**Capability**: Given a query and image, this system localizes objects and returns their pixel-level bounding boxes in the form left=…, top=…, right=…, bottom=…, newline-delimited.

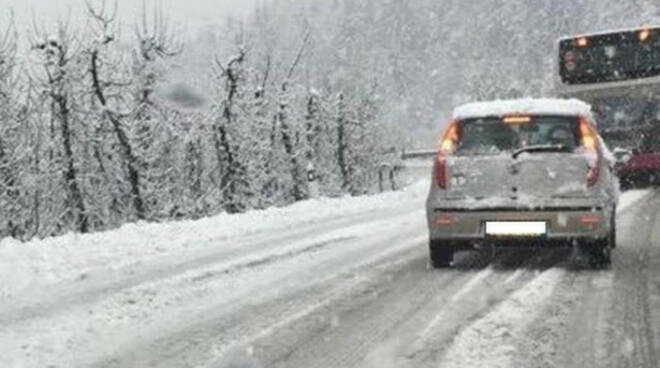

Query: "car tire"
left=619, top=176, right=631, bottom=191
left=586, top=218, right=614, bottom=268
left=429, top=240, right=454, bottom=268
left=587, top=242, right=612, bottom=268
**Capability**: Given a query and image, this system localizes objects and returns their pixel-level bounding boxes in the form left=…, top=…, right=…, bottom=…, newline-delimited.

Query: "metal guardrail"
left=376, top=148, right=435, bottom=192
left=401, top=149, right=436, bottom=160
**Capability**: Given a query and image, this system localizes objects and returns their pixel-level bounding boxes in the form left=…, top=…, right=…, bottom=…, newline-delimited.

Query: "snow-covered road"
left=1, top=180, right=659, bottom=368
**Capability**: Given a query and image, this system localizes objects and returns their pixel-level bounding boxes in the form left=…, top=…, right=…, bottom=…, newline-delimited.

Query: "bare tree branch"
left=286, top=27, right=312, bottom=82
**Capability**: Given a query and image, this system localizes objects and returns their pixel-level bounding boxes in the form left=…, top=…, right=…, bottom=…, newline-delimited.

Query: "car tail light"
left=586, top=164, right=600, bottom=186
left=574, top=36, right=590, bottom=48
left=577, top=117, right=600, bottom=186
left=580, top=214, right=602, bottom=225
left=503, top=115, right=532, bottom=125
left=638, top=27, right=651, bottom=42
left=433, top=156, right=448, bottom=189
left=434, top=120, right=459, bottom=189
left=436, top=215, right=454, bottom=226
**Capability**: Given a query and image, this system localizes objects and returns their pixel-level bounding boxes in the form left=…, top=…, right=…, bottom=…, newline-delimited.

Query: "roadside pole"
left=307, top=162, right=320, bottom=199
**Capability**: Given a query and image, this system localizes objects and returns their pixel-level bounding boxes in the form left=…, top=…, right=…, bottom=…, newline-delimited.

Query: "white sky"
left=3, top=0, right=259, bottom=37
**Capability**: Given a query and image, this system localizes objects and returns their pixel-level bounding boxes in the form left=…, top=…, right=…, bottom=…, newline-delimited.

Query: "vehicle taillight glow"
left=503, top=115, right=531, bottom=125
left=577, top=117, right=600, bottom=186
left=434, top=156, right=448, bottom=189
left=440, top=121, right=459, bottom=154
left=578, top=118, right=597, bottom=152
left=580, top=214, right=602, bottom=225
left=638, top=27, right=651, bottom=42
left=434, top=120, right=460, bottom=189
left=575, top=37, right=589, bottom=47
left=436, top=215, right=454, bottom=226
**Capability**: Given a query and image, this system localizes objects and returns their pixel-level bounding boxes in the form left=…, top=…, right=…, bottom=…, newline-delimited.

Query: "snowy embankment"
left=617, top=188, right=653, bottom=213
left=0, top=180, right=429, bottom=298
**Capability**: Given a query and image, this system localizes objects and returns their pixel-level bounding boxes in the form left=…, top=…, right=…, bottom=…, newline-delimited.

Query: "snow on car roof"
left=557, top=25, right=660, bottom=42
left=453, top=98, right=593, bottom=120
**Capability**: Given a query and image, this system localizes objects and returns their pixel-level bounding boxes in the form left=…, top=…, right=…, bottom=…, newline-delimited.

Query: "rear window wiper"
left=512, top=144, right=570, bottom=159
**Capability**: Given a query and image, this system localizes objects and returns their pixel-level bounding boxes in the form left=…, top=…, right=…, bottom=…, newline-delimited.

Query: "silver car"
left=426, top=99, right=618, bottom=268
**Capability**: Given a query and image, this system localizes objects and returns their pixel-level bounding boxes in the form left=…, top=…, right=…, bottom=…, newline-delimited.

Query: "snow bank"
left=617, top=188, right=653, bottom=213
left=453, top=98, right=592, bottom=120
left=0, top=181, right=429, bottom=296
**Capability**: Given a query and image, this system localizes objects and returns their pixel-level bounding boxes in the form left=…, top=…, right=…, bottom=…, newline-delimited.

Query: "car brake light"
left=440, top=121, right=459, bottom=154
left=578, top=118, right=597, bottom=152
left=434, top=120, right=459, bottom=189
left=580, top=214, right=602, bottom=225
left=577, top=117, right=600, bottom=186
left=638, top=27, right=651, bottom=42
left=436, top=215, right=454, bottom=226
left=575, top=36, right=589, bottom=48
left=503, top=115, right=531, bottom=125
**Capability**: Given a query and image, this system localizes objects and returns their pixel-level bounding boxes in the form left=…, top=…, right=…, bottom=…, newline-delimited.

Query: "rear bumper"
left=427, top=206, right=614, bottom=242
left=431, top=237, right=603, bottom=250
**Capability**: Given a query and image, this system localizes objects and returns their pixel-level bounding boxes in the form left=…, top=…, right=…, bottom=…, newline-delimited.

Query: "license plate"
left=485, top=221, right=547, bottom=236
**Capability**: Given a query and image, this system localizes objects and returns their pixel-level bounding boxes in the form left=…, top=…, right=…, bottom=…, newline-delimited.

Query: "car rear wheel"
left=429, top=240, right=454, bottom=268
left=585, top=215, right=615, bottom=268
left=587, top=241, right=612, bottom=268
left=619, top=176, right=633, bottom=191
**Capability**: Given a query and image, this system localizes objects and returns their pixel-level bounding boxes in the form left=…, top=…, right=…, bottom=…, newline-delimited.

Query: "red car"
left=617, top=132, right=660, bottom=189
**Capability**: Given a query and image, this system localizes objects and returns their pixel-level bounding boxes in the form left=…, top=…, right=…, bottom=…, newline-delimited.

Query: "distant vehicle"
left=556, top=26, right=660, bottom=189
left=426, top=99, right=618, bottom=268
left=617, top=128, right=660, bottom=188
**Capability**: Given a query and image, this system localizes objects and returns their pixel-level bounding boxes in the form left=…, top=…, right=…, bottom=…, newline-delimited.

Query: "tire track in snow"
left=261, top=264, right=478, bottom=368
left=507, top=190, right=660, bottom=368
left=186, top=210, right=424, bottom=284
left=438, top=268, right=567, bottom=368
left=398, top=264, right=555, bottom=368
left=248, top=252, right=564, bottom=368
left=417, top=267, right=497, bottom=339
left=518, top=271, right=600, bottom=368
left=609, top=195, right=659, bottom=368
left=210, top=235, right=431, bottom=362
left=81, top=223, right=429, bottom=368
left=649, top=211, right=660, bottom=368
left=0, top=206, right=421, bottom=326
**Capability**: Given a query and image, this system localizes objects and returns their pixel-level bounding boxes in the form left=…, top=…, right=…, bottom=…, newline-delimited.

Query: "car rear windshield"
left=455, top=116, right=580, bottom=156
